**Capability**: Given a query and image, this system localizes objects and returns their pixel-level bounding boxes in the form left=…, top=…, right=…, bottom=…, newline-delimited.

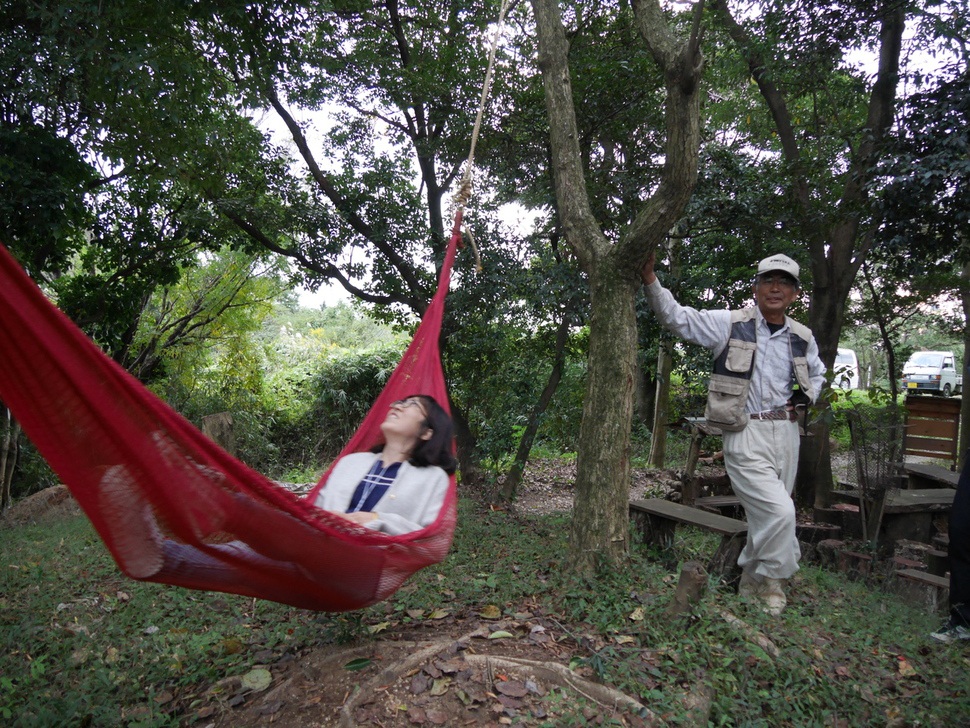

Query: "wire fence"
left=845, top=402, right=907, bottom=543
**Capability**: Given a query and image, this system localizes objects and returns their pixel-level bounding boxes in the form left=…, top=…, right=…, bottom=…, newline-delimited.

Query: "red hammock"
left=0, top=215, right=461, bottom=611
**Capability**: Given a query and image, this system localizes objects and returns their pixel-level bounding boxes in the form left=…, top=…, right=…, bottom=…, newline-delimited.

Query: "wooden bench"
left=695, top=495, right=743, bottom=517
left=903, top=462, right=959, bottom=490
left=832, top=488, right=955, bottom=544
left=671, top=418, right=725, bottom=505
left=630, top=498, right=747, bottom=575
left=893, top=568, right=950, bottom=613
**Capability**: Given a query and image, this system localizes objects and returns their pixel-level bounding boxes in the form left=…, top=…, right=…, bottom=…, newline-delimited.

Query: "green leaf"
left=343, top=657, right=372, bottom=671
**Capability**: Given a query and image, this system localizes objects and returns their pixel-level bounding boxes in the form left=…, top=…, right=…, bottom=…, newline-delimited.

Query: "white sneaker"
left=930, top=618, right=970, bottom=643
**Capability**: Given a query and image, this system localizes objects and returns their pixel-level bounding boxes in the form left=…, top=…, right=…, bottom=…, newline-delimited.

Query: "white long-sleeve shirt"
left=644, top=278, right=826, bottom=413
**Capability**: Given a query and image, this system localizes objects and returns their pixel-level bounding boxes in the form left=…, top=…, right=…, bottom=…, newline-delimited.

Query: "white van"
left=901, top=350, right=963, bottom=397
left=834, top=348, right=860, bottom=390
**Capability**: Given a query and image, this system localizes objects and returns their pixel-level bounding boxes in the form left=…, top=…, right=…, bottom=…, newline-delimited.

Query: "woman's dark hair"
left=408, top=394, right=457, bottom=474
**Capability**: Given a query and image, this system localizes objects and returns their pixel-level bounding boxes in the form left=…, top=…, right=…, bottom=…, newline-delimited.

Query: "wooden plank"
left=905, top=396, right=961, bottom=416
left=695, top=495, right=741, bottom=509
left=895, top=568, right=950, bottom=589
left=906, top=445, right=957, bottom=461
left=903, top=463, right=959, bottom=487
left=907, top=420, right=959, bottom=438
left=695, top=495, right=744, bottom=517
left=629, top=498, right=747, bottom=536
left=833, top=488, right=954, bottom=514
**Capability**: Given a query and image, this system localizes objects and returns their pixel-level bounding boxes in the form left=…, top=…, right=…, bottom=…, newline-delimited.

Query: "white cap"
left=756, top=254, right=800, bottom=285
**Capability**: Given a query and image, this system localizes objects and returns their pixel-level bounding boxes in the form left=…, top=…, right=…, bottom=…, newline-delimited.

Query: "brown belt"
left=750, top=409, right=796, bottom=422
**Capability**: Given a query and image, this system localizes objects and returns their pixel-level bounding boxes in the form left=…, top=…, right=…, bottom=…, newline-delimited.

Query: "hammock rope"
left=453, top=0, right=510, bottom=272
left=0, top=6, right=510, bottom=612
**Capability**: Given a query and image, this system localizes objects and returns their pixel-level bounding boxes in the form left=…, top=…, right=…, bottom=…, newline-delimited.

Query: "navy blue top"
left=347, top=460, right=402, bottom=512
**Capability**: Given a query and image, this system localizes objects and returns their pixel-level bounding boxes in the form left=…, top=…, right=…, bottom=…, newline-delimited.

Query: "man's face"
left=752, top=272, right=799, bottom=318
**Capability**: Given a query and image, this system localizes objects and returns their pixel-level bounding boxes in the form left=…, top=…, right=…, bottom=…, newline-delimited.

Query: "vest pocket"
left=705, top=374, right=750, bottom=432
left=724, top=340, right=756, bottom=373
left=792, top=357, right=812, bottom=400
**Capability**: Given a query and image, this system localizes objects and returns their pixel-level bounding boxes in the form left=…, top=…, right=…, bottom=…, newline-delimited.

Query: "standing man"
left=931, top=452, right=970, bottom=642
left=642, top=252, right=826, bottom=616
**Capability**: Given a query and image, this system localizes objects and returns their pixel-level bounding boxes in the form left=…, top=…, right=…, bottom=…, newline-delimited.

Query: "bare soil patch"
left=180, top=612, right=660, bottom=728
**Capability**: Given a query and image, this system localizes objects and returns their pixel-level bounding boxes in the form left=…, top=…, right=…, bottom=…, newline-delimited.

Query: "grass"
left=3, top=499, right=970, bottom=726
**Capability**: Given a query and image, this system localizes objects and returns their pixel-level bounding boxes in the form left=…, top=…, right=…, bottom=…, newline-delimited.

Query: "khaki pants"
left=722, top=419, right=800, bottom=580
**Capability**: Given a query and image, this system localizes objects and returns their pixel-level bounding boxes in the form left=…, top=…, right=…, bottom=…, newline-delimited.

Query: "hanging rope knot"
left=454, top=178, right=473, bottom=208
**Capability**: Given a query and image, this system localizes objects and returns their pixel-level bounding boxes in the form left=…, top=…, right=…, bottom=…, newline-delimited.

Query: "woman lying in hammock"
left=313, top=394, right=456, bottom=534
left=98, top=395, right=455, bottom=593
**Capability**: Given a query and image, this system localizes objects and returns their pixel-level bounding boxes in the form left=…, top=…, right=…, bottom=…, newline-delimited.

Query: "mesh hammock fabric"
left=0, top=215, right=462, bottom=612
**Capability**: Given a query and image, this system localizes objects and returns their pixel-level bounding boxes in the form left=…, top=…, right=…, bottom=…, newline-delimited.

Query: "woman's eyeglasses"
left=390, top=398, right=425, bottom=412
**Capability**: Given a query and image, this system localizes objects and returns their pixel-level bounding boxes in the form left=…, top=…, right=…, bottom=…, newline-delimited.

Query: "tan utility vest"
left=705, top=308, right=816, bottom=432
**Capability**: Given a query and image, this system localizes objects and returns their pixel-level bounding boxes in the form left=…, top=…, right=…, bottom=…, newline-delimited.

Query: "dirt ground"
left=1, top=460, right=711, bottom=727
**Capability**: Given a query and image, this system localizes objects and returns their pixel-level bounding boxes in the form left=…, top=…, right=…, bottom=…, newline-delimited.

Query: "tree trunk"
left=450, top=405, right=483, bottom=489
left=498, top=317, right=571, bottom=502
left=649, top=340, right=673, bottom=468
left=960, top=259, right=970, bottom=468
left=568, top=269, right=640, bottom=571
left=0, top=407, right=19, bottom=512
left=532, top=0, right=704, bottom=573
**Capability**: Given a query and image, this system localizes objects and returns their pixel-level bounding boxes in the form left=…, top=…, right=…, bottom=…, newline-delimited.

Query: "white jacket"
left=312, top=452, right=449, bottom=536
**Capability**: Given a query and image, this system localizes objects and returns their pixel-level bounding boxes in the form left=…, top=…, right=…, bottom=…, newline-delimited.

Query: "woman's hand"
left=340, top=511, right=378, bottom=525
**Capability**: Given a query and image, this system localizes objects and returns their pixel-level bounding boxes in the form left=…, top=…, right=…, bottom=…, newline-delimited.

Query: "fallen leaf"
left=858, top=685, right=879, bottom=705
left=495, top=680, right=528, bottom=698
left=410, top=673, right=431, bottom=695
left=241, top=668, right=272, bottom=692
left=430, top=677, right=451, bottom=696
left=407, top=706, right=427, bottom=723
left=615, top=635, right=637, bottom=645
left=428, top=609, right=450, bottom=620
left=368, top=621, right=390, bottom=634
left=897, top=657, right=917, bottom=677
left=628, top=607, right=645, bottom=622
left=480, top=605, right=501, bottom=619
left=488, top=630, right=514, bottom=640
left=343, top=657, right=372, bottom=672
left=219, top=637, right=245, bottom=655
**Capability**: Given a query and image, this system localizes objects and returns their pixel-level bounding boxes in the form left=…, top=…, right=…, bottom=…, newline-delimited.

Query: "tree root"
left=463, top=654, right=650, bottom=716
left=720, top=610, right=779, bottom=658
left=335, top=631, right=654, bottom=726
left=338, top=640, right=452, bottom=727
